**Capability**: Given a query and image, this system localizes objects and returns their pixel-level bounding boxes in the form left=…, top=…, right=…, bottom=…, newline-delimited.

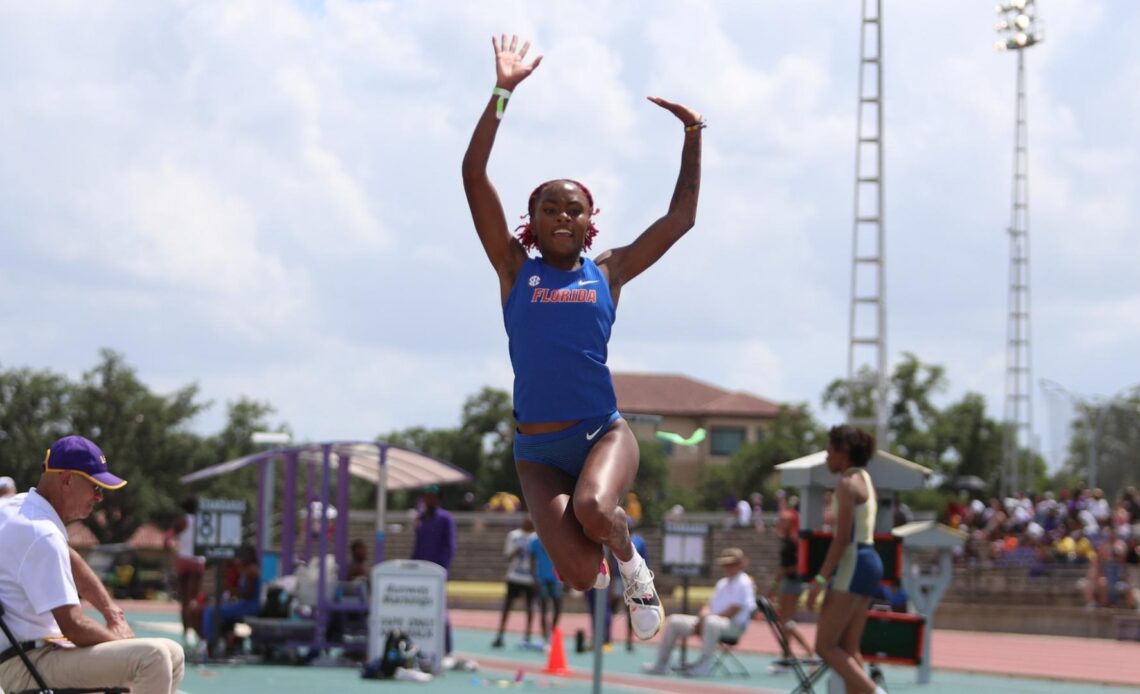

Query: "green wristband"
left=814, top=574, right=828, bottom=587
left=492, top=87, right=511, bottom=120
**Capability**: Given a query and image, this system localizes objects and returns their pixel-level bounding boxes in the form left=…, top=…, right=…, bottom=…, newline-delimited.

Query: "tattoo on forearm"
left=669, top=135, right=702, bottom=212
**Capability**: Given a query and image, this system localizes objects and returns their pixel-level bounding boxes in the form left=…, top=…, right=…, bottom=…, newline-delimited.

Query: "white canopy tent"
left=180, top=440, right=472, bottom=489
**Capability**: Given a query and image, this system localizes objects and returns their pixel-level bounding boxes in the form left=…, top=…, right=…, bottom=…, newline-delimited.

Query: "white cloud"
left=1, top=0, right=1138, bottom=450
left=196, top=333, right=514, bottom=437
left=525, top=36, right=638, bottom=150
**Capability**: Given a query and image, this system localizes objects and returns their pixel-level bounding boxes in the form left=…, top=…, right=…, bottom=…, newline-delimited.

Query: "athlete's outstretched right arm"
left=462, top=34, right=542, bottom=300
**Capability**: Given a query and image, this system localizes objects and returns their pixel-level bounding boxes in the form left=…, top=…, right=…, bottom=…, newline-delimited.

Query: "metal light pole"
left=252, top=431, right=292, bottom=564
left=847, top=0, right=889, bottom=447
left=994, top=0, right=1043, bottom=496
left=1040, top=380, right=1140, bottom=491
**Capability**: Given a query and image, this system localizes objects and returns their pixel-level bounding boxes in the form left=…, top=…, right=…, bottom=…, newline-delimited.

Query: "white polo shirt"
left=0, top=489, right=79, bottom=649
left=503, top=528, right=535, bottom=585
left=707, top=571, right=756, bottom=629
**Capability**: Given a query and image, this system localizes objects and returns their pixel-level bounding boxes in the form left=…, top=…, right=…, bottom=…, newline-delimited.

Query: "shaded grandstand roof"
left=613, top=372, right=780, bottom=418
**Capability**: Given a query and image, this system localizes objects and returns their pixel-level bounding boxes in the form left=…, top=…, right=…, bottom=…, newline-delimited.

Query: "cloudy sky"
left=1, top=1, right=1136, bottom=469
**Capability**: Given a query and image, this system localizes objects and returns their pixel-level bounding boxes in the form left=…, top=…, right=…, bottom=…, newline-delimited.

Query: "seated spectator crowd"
left=945, top=486, right=1140, bottom=610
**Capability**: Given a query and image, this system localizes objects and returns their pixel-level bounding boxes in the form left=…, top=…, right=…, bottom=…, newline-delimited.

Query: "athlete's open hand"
left=807, top=580, right=824, bottom=610
left=647, top=96, right=703, bottom=128
left=494, top=34, right=542, bottom=91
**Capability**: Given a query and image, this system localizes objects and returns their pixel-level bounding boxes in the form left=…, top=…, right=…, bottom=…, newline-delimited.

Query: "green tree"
left=206, top=398, right=279, bottom=464
left=931, top=392, right=1003, bottom=486
left=375, top=387, right=517, bottom=510
left=0, top=364, right=72, bottom=489
left=698, top=404, right=826, bottom=510
left=189, top=398, right=282, bottom=517
left=823, top=353, right=947, bottom=464
left=68, top=350, right=209, bottom=543
left=1, top=351, right=295, bottom=541
left=631, top=437, right=670, bottom=523
left=822, top=355, right=1049, bottom=494
left=380, top=425, right=483, bottom=510
left=822, top=366, right=877, bottom=422
left=1064, top=390, right=1140, bottom=497
left=459, top=387, right=518, bottom=502
left=886, top=354, right=946, bottom=466
left=696, top=463, right=735, bottom=514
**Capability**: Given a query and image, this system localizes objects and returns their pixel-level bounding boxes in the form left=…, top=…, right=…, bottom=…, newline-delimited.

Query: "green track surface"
left=117, top=612, right=1137, bottom=694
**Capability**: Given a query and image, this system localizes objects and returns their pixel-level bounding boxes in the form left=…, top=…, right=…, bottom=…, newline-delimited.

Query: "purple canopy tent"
left=179, top=440, right=471, bottom=654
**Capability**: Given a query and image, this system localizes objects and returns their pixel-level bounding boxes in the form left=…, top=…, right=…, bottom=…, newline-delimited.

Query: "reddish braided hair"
left=515, top=179, right=600, bottom=252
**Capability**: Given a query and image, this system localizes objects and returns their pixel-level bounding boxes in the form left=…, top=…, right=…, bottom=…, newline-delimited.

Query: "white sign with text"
left=368, top=560, right=447, bottom=673
left=194, top=498, right=247, bottom=560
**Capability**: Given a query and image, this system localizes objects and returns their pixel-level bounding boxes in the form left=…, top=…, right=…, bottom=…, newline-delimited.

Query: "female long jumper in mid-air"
left=461, top=34, right=704, bottom=641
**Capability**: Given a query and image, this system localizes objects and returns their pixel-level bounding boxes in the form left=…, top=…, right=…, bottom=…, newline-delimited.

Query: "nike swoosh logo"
left=585, top=424, right=605, bottom=440
left=578, top=279, right=599, bottom=286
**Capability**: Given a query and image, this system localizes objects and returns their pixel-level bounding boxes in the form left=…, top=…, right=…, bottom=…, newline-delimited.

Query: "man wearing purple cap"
left=0, top=435, right=184, bottom=694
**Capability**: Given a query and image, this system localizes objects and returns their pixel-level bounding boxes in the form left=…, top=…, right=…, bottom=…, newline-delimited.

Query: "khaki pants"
left=647, top=613, right=745, bottom=670
left=0, top=638, right=184, bottom=694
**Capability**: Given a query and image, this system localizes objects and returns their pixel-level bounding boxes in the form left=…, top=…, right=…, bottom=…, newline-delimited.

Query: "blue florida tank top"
left=503, top=256, right=617, bottom=423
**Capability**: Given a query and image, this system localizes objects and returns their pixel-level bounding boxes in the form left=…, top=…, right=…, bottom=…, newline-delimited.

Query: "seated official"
left=346, top=539, right=370, bottom=583
left=0, top=435, right=184, bottom=694
left=642, top=547, right=756, bottom=677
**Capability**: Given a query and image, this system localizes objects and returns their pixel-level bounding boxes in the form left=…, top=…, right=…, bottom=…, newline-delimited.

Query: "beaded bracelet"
left=684, top=118, right=707, bottom=133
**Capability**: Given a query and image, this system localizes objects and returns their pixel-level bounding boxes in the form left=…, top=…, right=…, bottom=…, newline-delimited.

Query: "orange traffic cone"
left=544, top=626, right=572, bottom=676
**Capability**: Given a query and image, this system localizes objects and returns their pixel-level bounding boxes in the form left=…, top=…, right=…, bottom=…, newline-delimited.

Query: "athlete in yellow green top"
left=807, top=425, right=886, bottom=694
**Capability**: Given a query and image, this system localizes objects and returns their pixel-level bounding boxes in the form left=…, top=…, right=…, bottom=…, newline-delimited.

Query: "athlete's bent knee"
left=572, top=492, right=612, bottom=541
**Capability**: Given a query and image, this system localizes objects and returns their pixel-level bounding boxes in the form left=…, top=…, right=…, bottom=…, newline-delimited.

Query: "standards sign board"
left=368, top=560, right=448, bottom=673
left=194, top=498, right=247, bottom=560
left=662, top=521, right=711, bottom=577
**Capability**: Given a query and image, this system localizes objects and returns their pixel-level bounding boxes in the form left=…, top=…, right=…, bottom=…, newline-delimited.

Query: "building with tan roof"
left=613, top=372, right=781, bottom=486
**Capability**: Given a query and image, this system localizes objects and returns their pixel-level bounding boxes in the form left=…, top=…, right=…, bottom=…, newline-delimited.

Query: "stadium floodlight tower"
left=846, top=0, right=889, bottom=447
left=994, top=0, right=1044, bottom=497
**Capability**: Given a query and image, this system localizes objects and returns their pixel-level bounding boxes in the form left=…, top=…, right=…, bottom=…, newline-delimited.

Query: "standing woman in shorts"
left=807, top=425, right=886, bottom=694
left=170, top=496, right=206, bottom=645
left=771, top=507, right=814, bottom=665
left=461, top=33, right=703, bottom=640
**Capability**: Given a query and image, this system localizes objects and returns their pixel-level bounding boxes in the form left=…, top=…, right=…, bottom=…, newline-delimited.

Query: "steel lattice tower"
left=847, top=0, right=889, bottom=446
left=995, top=1, right=1043, bottom=496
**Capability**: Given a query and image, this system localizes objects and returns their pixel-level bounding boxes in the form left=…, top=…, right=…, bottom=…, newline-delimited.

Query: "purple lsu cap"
left=44, top=435, right=127, bottom=490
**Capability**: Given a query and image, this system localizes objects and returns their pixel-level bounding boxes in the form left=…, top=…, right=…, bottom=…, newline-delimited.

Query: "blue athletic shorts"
left=832, top=543, right=883, bottom=597
left=513, top=411, right=621, bottom=478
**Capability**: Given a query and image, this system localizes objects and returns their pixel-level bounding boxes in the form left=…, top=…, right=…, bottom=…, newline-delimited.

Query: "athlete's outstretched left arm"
left=600, top=97, right=702, bottom=291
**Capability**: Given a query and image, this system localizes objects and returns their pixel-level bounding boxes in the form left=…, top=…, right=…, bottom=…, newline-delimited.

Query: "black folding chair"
left=674, top=621, right=751, bottom=678
left=0, top=602, right=128, bottom=694
left=755, top=595, right=828, bottom=694
left=708, top=630, right=749, bottom=677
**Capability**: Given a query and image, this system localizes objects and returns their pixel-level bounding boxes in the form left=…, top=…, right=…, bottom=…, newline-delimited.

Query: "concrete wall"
left=263, top=512, right=1130, bottom=639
